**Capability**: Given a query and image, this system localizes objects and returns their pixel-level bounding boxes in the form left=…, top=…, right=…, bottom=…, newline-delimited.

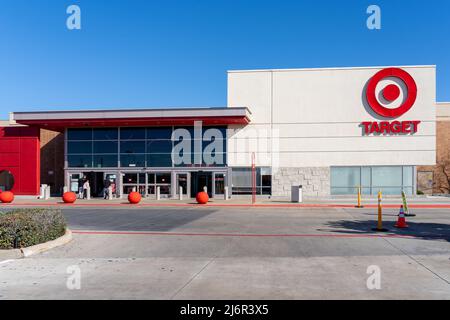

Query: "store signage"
left=363, top=68, right=420, bottom=135
left=361, top=120, right=420, bottom=135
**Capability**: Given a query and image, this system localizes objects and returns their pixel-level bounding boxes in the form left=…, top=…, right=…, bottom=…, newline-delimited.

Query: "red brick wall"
left=40, top=129, right=65, bottom=195
left=417, top=120, right=450, bottom=194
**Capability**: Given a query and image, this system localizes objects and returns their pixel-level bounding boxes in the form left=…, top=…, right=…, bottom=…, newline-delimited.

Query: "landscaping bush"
left=0, top=208, right=66, bottom=249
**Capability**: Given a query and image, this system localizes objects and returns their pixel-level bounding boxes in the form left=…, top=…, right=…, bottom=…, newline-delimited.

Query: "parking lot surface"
left=1, top=206, right=449, bottom=299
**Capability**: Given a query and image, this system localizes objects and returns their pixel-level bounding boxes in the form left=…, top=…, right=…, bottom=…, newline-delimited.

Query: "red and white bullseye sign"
left=366, top=67, right=417, bottom=118
left=362, top=68, right=420, bottom=135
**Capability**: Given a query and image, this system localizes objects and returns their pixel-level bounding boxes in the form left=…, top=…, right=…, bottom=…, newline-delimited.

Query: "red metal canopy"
left=12, top=107, right=251, bottom=132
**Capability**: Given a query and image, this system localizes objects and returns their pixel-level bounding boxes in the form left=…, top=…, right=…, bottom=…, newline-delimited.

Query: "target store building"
left=1, top=65, right=437, bottom=198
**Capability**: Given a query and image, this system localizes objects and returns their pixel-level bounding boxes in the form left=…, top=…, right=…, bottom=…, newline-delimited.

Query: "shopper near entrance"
left=82, top=179, right=90, bottom=199
left=103, top=178, right=112, bottom=199
left=78, top=176, right=85, bottom=199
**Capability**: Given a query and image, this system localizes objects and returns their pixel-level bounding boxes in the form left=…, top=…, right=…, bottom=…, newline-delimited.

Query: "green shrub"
left=417, top=190, right=425, bottom=195
left=0, top=208, right=66, bottom=249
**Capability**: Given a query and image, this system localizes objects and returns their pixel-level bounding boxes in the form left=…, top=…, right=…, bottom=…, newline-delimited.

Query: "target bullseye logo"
left=362, top=67, right=421, bottom=135
left=382, top=84, right=400, bottom=102
left=366, top=68, right=417, bottom=118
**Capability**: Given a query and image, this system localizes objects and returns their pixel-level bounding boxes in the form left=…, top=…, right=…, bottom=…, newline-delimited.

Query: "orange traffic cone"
left=395, top=205, right=408, bottom=228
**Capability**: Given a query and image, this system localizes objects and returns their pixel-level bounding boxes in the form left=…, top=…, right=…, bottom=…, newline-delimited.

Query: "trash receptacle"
left=291, top=185, right=303, bottom=203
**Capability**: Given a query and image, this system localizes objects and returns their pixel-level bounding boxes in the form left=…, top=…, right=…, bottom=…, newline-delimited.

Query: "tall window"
left=67, top=126, right=227, bottom=168
left=67, top=128, right=118, bottom=168
left=147, top=127, right=172, bottom=167
left=231, top=167, right=272, bottom=195
left=93, top=128, right=118, bottom=168
left=331, top=166, right=414, bottom=195
left=67, top=128, right=93, bottom=168
left=119, top=128, right=145, bottom=167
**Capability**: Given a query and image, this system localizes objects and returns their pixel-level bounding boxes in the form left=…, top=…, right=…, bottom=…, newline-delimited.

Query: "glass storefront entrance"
left=121, top=172, right=172, bottom=197
left=214, top=173, right=225, bottom=196
left=65, top=126, right=229, bottom=198
left=104, top=173, right=118, bottom=198
left=122, top=172, right=145, bottom=195
left=176, top=173, right=189, bottom=196
left=190, top=172, right=213, bottom=197
left=66, top=170, right=227, bottom=199
left=68, top=171, right=118, bottom=198
left=149, top=172, right=171, bottom=197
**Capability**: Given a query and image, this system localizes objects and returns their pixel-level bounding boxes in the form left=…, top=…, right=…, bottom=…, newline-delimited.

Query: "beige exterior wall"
left=228, top=65, right=437, bottom=196
left=227, top=66, right=436, bottom=168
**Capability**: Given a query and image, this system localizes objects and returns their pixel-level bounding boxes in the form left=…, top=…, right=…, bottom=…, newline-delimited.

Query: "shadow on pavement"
left=321, top=219, right=450, bottom=242
left=62, top=208, right=216, bottom=232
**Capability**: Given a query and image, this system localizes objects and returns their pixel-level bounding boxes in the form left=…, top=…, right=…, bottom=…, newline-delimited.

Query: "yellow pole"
left=356, top=186, right=363, bottom=208
left=377, top=190, right=383, bottom=230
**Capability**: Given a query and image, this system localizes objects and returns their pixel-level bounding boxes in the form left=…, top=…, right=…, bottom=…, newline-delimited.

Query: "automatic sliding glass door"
left=176, top=173, right=189, bottom=196
left=213, top=173, right=225, bottom=196
left=147, top=172, right=172, bottom=198
left=122, top=172, right=145, bottom=195
left=104, top=173, right=118, bottom=198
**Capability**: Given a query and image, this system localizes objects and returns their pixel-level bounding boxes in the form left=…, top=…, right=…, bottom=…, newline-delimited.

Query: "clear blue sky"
left=0, top=0, right=449, bottom=119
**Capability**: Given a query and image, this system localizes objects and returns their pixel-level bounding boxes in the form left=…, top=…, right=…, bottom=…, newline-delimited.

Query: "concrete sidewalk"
left=2, top=194, right=450, bottom=208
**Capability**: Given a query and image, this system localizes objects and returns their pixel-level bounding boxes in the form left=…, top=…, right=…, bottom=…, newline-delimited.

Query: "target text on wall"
left=361, top=120, right=420, bottom=135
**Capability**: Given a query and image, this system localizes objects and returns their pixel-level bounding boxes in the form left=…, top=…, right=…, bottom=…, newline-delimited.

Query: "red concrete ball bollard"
left=0, top=191, right=14, bottom=203
left=128, top=191, right=142, bottom=204
left=62, top=191, right=77, bottom=204
left=196, top=191, right=209, bottom=204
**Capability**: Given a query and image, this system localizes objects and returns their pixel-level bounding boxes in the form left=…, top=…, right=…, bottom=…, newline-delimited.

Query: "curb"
left=20, top=229, right=73, bottom=257
left=0, top=248, right=23, bottom=260
left=2, top=203, right=450, bottom=209
left=103, top=203, right=443, bottom=208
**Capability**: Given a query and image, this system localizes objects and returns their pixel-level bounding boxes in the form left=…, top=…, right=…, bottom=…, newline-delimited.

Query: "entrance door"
left=213, top=173, right=226, bottom=197
left=146, top=172, right=171, bottom=198
left=122, top=173, right=145, bottom=195
left=83, top=172, right=104, bottom=197
left=104, top=173, right=118, bottom=198
left=176, top=173, right=189, bottom=196
left=190, top=172, right=212, bottom=197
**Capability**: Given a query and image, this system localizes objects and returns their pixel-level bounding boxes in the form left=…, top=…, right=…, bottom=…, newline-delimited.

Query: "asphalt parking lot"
left=1, top=206, right=449, bottom=299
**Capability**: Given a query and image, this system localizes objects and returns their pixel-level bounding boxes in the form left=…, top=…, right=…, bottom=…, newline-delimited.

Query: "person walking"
left=78, top=176, right=85, bottom=199
left=83, top=179, right=90, bottom=200
left=103, top=178, right=111, bottom=199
